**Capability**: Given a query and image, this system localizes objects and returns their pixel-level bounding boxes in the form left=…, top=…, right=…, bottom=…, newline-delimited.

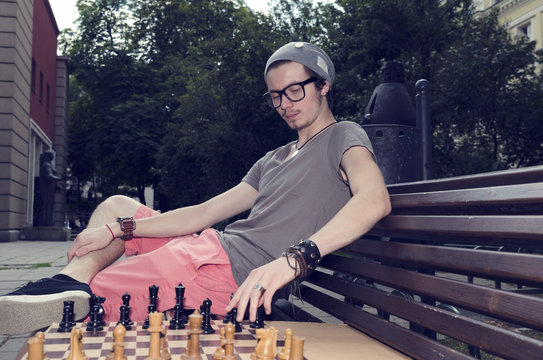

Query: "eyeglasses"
left=263, top=77, right=319, bottom=109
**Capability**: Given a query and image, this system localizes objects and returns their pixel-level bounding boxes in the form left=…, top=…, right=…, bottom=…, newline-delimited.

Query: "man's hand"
left=225, top=256, right=298, bottom=323
left=67, top=226, right=114, bottom=261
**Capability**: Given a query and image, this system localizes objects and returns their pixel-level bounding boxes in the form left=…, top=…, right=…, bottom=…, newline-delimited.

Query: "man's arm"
left=70, top=182, right=258, bottom=259
left=129, top=182, right=258, bottom=238
left=227, top=146, right=391, bottom=321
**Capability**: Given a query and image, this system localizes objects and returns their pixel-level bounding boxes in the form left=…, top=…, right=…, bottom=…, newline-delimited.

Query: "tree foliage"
left=61, top=0, right=543, bottom=212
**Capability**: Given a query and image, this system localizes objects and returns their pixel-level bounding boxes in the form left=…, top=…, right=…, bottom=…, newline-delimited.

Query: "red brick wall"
left=29, top=0, right=59, bottom=142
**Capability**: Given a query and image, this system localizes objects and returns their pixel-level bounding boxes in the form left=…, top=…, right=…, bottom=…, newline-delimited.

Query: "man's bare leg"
left=0, top=195, right=143, bottom=335
left=60, top=195, right=142, bottom=284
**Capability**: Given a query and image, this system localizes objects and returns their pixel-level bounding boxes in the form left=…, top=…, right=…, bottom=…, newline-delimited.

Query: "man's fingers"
left=248, top=285, right=265, bottom=322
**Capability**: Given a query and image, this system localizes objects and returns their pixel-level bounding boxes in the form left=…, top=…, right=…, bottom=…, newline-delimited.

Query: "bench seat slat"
left=320, top=255, right=543, bottom=331
left=389, top=182, right=543, bottom=208
left=373, top=215, right=543, bottom=241
left=306, top=271, right=543, bottom=360
left=344, top=239, right=543, bottom=286
left=299, top=285, right=475, bottom=360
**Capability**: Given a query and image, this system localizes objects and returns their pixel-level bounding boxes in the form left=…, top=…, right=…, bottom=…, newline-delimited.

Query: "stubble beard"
left=283, top=92, right=324, bottom=132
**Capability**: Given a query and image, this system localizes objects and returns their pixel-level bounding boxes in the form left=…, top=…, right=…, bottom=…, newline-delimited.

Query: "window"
left=31, top=59, right=36, bottom=93
left=517, top=22, right=533, bottom=40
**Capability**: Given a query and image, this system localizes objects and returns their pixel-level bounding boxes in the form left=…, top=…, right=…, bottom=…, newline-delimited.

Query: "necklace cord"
left=295, top=122, right=336, bottom=151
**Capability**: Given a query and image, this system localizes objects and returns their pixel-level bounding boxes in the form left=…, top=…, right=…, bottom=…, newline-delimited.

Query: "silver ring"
left=253, top=284, right=264, bottom=292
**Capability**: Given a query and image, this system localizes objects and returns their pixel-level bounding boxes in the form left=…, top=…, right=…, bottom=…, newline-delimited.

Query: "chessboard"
left=17, top=320, right=305, bottom=360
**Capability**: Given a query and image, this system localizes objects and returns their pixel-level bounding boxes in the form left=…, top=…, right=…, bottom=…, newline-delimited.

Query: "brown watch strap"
left=116, top=216, right=135, bottom=241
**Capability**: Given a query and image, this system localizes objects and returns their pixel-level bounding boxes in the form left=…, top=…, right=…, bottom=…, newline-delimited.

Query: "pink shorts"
left=89, top=206, right=239, bottom=321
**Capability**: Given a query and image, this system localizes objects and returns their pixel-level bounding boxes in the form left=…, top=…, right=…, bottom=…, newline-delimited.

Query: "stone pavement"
left=0, top=240, right=73, bottom=360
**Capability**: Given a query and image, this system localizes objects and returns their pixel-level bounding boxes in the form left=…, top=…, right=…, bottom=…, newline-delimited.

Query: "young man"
left=0, top=42, right=391, bottom=335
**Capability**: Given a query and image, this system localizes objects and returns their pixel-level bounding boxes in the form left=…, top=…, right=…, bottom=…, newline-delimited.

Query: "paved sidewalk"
left=0, top=240, right=73, bottom=360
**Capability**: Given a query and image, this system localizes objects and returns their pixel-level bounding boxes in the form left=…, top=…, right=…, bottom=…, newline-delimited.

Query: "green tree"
left=64, top=0, right=168, bottom=204
left=146, top=0, right=295, bottom=209
left=432, top=10, right=543, bottom=176
left=326, top=0, right=472, bottom=120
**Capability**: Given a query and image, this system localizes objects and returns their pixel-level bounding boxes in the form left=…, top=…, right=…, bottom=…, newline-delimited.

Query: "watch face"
left=118, top=217, right=135, bottom=231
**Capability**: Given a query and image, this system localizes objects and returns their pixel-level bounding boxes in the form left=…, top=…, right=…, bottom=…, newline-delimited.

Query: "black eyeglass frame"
left=263, top=77, right=319, bottom=109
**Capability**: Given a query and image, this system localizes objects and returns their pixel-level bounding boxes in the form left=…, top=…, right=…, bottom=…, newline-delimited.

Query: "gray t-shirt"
left=218, top=121, right=374, bottom=286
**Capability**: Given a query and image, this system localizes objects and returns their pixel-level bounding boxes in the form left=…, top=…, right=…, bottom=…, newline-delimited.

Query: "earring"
left=321, top=91, right=326, bottom=95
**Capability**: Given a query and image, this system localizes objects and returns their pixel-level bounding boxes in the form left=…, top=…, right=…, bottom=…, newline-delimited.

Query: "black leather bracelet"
left=283, top=239, right=321, bottom=279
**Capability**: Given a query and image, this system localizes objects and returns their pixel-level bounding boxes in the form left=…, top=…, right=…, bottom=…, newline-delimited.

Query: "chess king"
left=0, top=42, right=390, bottom=335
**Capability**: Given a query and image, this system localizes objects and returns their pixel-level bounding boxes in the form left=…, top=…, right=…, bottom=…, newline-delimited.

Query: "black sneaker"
left=0, top=274, right=92, bottom=335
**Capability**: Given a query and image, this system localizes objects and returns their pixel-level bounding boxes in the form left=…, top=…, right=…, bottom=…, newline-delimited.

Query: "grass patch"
left=30, top=263, right=52, bottom=268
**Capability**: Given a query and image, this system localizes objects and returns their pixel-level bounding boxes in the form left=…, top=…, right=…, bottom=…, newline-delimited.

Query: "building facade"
left=0, top=0, right=69, bottom=241
left=474, top=0, right=543, bottom=51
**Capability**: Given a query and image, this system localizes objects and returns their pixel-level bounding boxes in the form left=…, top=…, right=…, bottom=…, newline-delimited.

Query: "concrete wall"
left=0, top=0, right=33, bottom=242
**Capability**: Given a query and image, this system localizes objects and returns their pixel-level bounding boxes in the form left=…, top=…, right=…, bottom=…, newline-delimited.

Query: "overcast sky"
left=49, top=0, right=271, bottom=31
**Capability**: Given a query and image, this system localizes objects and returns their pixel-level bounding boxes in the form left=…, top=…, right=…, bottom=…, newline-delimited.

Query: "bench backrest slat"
left=389, top=182, right=543, bottom=209
left=372, top=215, right=543, bottom=242
left=387, top=166, right=543, bottom=194
left=345, top=239, right=543, bottom=286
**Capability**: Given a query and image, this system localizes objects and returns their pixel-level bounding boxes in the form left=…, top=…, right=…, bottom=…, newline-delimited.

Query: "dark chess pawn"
left=142, top=304, right=154, bottom=329
left=201, top=298, right=215, bottom=334
left=58, top=300, right=75, bottom=332
left=169, top=284, right=186, bottom=330
left=118, top=304, right=132, bottom=330
left=121, top=293, right=134, bottom=326
left=223, top=293, right=234, bottom=324
left=143, top=285, right=160, bottom=329
left=86, top=304, right=104, bottom=331
left=250, top=306, right=265, bottom=329
left=231, top=308, right=242, bottom=333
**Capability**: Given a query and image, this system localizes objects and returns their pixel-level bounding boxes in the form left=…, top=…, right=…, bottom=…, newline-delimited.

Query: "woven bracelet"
left=282, top=239, right=321, bottom=280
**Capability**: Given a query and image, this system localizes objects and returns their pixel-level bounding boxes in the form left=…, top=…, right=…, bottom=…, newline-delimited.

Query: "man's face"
left=265, top=61, right=326, bottom=131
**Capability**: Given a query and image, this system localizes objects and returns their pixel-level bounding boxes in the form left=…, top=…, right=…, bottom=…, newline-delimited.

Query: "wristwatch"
left=116, top=216, right=136, bottom=240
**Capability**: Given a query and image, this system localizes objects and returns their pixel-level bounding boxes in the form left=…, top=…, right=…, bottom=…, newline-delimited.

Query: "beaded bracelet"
left=282, top=239, right=321, bottom=280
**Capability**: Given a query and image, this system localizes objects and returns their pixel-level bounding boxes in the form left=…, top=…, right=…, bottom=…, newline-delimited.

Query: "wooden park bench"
left=273, top=165, right=543, bottom=360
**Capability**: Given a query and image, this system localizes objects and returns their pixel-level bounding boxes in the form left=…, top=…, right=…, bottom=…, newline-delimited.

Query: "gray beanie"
left=264, top=42, right=335, bottom=84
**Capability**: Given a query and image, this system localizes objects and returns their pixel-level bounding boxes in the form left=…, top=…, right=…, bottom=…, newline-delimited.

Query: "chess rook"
left=58, top=300, right=76, bottom=333
left=289, top=336, right=305, bottom=360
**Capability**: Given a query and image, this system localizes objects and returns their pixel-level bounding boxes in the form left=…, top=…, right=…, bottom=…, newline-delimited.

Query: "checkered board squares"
left=19, top=320, right=299, bottom=360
